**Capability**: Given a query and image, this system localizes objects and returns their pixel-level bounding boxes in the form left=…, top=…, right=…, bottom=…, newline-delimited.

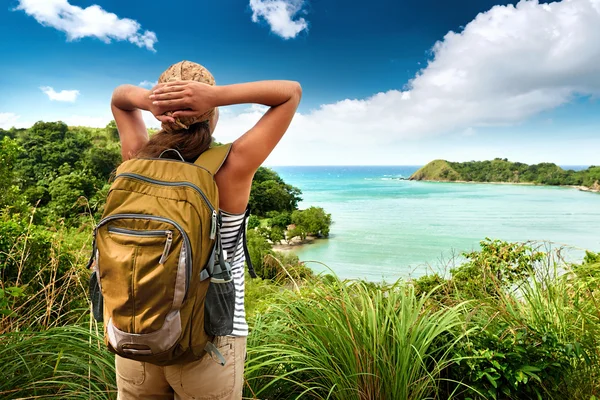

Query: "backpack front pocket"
left=95, top=215, right=192, bottom=356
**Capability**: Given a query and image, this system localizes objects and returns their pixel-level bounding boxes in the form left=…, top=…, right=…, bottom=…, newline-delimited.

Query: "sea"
left=270, top=166, right=600, bottom=281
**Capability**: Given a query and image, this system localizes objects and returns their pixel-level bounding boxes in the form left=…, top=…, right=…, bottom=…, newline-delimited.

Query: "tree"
left=84, top=146, right=121, bottom=180
left=266, top=211, right=291, bottom=229
left=291, top=207, right=332, bottom=238
left=247, top=214, right=261, bottom=230
left=14, top=122, right=92, bottom=187
left=47, top=171, right=99, bottom=220
left=105, top=120, right=120, bottom=141
left=0, top=137, right=25, bottom=210
left=246, top=230, right=274, bottom=277
left=249, top=167, right=302, bottom=216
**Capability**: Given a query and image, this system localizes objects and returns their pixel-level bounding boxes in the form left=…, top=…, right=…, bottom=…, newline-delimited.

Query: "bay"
left=271, top=166, right=600, bottom=281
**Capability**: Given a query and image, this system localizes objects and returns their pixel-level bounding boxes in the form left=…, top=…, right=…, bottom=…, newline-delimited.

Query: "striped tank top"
left=219, top=209, right=248, bottom=336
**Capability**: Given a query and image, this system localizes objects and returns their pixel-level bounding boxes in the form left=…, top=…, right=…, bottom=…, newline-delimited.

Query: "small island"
left=409, top=159, right=600, bottom=192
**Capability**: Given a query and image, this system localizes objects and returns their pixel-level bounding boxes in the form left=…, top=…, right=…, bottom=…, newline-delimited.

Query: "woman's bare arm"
left=111, top=85, right=174, bottom=160
left=151, top=80, right=302, bottom=176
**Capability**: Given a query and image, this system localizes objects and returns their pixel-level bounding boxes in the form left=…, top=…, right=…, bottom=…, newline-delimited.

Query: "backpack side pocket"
left=89, top=255, right=104, bottom=322
left=204, top=276, right=235, bottom=336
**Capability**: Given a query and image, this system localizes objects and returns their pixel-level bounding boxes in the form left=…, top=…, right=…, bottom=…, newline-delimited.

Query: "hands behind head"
left=149, top=81, right=216, bottom=122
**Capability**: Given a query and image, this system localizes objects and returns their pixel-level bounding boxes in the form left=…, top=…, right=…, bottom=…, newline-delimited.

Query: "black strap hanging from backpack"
left=241, top=208, right=257, bottom=278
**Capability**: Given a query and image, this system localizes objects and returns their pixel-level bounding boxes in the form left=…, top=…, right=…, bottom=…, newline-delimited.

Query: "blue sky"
left=1, top=0, right=599, bottom=165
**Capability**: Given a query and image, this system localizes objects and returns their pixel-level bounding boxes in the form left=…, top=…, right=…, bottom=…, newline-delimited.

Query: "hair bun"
left=158, top=61, right=215, bottom=133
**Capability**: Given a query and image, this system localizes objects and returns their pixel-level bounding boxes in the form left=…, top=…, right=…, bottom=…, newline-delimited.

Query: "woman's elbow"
left=292, top=81, right=302, bottom=98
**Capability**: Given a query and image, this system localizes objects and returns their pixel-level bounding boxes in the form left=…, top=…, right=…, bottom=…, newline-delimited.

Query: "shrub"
left=291, top=206, right=332, bottom=238
left=245, top=277, right=469, bottom=399
left=0, top=325, right=116, bottom=399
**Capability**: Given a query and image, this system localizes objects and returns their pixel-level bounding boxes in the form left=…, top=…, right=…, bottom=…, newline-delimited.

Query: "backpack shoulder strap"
left=194, top=143, right=232, bottom=175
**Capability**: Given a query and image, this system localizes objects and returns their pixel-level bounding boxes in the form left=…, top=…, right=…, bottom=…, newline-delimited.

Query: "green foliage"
left=244, top=276, right=280, bottom=318
left=105, top=120, right=120, bottom=141
left=0, top=325, right=116, bottom=399
left=266, top=210, right=292, bottom=229
left=583, top=251, right=600, bottom=265
left=246, top=229, right=275, bottom=278
left=0, top=137, right=27, bottom=212
left=410, top=159, right=462, bottom=181
left=47, top=171, right=101, bottom=220
left=0, top=214, right=54, bottom=286
left=247, top=214, right=261, bottom=230
left=450, top=239, right=545, bottom=298
left=0, top=286, right=25, bottom=317
left=290, top=206, right=332, bottom=239
left=262, top=251, right=314, bottom=283
left=411, top=158, right=600, bottom=189
left=249, top=167, right=302, bottom=216
left=245, top=278, right=468, bottom=399
left=257, top=225, right=285, bottom=244
left=14, top=122, right=91, bottom=188
left=448, top=263, right=600, bottom=400
left=3, top=121, right=122, bottom=224
left=85, top=146, right=121, bottom=180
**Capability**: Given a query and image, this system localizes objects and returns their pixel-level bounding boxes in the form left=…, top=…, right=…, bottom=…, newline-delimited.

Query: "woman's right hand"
left=150, top=81, right=217, bottom=119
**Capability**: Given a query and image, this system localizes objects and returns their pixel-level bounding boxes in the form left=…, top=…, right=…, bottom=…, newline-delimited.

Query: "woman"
left=110, top=61, right=302, bottom=399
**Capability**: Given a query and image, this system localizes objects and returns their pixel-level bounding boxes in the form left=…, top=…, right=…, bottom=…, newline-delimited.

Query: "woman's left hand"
left=149, top=81, right=216, bottom=119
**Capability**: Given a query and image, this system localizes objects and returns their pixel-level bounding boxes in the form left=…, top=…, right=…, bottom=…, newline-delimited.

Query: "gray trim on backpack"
left=158, top=149, right=185, bottom=162
left=172, top=243, right=187, bottom=310
left=106, top=310, right=182, bottom=356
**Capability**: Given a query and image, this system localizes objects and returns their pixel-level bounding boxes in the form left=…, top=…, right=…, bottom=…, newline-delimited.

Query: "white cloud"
left=16, top=0, right=157, bottom=51
left=0, top=113, right=22, bottom=129
left=40, top=86, right=80, bottom=102
left=249, top=0, right=308, bottom=39
left=220, top=0, right=600, bottom=165
left=139, top=80, right=158, bottom=88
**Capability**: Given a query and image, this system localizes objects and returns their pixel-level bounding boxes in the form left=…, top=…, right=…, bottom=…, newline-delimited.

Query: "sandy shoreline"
left=415, top=179, right=599, bottom=193
left=272, top=235, right=319, bottom=253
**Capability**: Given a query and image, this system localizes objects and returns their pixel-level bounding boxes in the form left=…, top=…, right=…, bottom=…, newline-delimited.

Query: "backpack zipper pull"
left=210, top=210, right=217, bottom=240
left=159, top=231, right=173, bottom=264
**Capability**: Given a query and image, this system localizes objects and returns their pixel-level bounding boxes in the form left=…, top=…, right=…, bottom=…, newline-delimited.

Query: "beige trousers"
left=116, top=336, right=246, bottom=400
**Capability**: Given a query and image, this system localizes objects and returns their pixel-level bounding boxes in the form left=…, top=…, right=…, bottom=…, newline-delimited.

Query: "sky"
left=0, top=0, right=599, bottom=166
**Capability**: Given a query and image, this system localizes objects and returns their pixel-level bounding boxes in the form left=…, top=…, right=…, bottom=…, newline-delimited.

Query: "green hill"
left=408, top=160, right=461, bottom=181
left=409, top=158, right=600, bottom=191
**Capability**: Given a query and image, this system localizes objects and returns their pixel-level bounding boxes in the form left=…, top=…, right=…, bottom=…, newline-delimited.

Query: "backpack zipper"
left=107, top=227, right=174, bottom=265
left=115, top=173, right=217, bottom=238
left=98, top=214, right=192, bottom=297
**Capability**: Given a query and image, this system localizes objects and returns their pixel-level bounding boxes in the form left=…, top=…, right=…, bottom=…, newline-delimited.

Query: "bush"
left=247, top=214, right=260, bottom=230
left=0, top=325, right=116, bottom=399
left=261, top=251, right=314, bottom=283
left=450, top=239, right=545, bottom=299
left=246, top=229, right=274, bottom=279
left=245, top=277, right=468, bottom=399
left=448, top=264, right=600, bottom=399
left=249, top=167, right=302, bottom=216
left=289, top=206, right=332, bottom=240
left=266, top=210, right=291, bottom=229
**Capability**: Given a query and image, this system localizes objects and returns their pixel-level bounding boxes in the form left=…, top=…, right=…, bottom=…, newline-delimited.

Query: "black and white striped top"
left=220, top=210, right=248, bottom=337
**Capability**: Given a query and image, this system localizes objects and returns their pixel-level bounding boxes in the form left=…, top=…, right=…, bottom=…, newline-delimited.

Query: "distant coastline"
left=409, top=159, right=600, bottom=193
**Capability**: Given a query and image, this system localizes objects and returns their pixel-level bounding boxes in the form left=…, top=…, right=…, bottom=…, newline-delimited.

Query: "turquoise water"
left=271, top=166, right=600, bottom=281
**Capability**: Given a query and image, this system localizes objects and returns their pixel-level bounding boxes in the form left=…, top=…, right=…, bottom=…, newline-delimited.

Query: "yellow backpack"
left=88, top=144, right=251, bottom=366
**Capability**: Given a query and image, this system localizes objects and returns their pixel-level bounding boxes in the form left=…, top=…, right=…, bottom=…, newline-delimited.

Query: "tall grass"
left=0, top=325, right=116, bottom=399
left=244, top=276, right=470, bottom=399
left=2, top=212, right=599, bottom=400
left=446, top=250, right=600, bottom=399
left=0, top=210, right=113, bottom=399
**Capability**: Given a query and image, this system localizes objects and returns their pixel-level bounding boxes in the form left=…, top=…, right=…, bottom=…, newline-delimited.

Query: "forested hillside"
left=410, top=158, right=600, bottom=189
